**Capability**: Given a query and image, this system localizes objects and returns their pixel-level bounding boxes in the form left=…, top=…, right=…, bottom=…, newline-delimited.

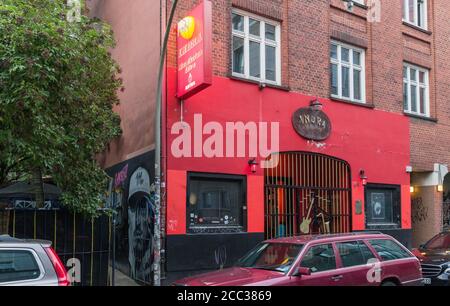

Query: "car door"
left=334, top=240, right=379, bottom=286
left=292, top=243, right=343, bottom=286
left=0, top=248, right=46, bottom=286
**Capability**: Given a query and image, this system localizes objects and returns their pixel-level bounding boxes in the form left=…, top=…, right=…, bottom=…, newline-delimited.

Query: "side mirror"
left=419, top=244, right=426, bottom=250
left=293, top=266, right=311, bottom=277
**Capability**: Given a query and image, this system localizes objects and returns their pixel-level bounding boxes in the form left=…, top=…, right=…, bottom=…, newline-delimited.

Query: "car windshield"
left=237, top=243, right=303, bottom=274
left=424, top=232, right=450, bottom=250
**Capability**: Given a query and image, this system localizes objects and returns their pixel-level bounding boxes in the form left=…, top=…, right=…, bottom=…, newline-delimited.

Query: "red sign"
left=177, top=0, right=212, bottom=100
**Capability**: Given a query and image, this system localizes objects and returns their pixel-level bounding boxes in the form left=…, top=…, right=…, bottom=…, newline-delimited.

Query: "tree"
left=0, top=0, right=122, bottom=215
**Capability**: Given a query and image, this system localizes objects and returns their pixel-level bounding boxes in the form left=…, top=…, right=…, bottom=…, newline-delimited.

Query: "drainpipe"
left=154, top=0, right=179, bottom=287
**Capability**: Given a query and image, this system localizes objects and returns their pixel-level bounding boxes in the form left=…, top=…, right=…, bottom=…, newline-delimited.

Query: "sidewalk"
left=112, top=268, right=140, bottom=286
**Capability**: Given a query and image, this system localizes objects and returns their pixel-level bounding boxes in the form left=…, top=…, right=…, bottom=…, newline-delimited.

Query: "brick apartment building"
left=89, top=0, right=450, bottom=285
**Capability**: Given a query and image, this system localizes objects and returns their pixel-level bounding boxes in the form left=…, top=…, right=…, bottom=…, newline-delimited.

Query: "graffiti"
left=214, top=245, right=227, bottom=270
left=412, top=197, right=428, bottom=224
left=114, top=164, right=129, bottom=189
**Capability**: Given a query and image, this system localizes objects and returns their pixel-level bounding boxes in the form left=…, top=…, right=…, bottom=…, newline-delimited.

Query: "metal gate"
left=264, top=152, right=352, bottom=239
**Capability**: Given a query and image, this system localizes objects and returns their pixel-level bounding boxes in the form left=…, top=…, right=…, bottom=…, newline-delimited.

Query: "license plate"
left=423, top=278, right=432, bottom=285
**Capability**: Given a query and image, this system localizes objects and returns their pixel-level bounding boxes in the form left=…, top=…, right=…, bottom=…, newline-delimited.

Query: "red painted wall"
left=165, top=68, right=411, bottom=235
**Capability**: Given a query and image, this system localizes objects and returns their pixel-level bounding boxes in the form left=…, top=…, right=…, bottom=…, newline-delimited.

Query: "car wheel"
left=381, top=281, right=397, bottom=286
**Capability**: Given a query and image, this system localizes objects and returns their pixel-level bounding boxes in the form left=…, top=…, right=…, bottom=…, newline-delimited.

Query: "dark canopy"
left=0, top=182, right=61, bottom=200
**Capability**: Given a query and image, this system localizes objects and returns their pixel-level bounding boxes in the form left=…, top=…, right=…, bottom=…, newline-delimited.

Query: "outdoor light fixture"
left=437, top=185, right=444, bottom=192
left=248, top=159, right=258, bottom=173
left=359, top=169, right=368, bottom=186
left=310, top=98, right=323, bottom=111
left=342, top=0, right=354, bottom=11
left=410, top=186, right=415, bottom=193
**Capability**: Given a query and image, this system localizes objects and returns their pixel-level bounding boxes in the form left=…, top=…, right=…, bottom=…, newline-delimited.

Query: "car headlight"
left=444, top=268, right=450, bottom=275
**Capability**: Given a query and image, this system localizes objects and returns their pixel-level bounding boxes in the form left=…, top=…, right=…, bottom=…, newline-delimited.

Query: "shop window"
left=330, top=41, right=366, bottom=103
left=187, top=173, right=246, bottom=233
left=402, top=0, right=427, bottom=30
left=365, top=184, right=401, bottom=229
left=403, top=63, right=429, bottom=117
left=231, top=10, right=281, bottom=85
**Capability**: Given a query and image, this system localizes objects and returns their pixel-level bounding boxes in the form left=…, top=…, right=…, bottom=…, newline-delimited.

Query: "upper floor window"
left=231, top=10, right=281, bottom=85
left=330, top=41, right=366, bottom=103
left=403, top=63, right=429, bottom=117
left=402, top=0, right=427, bottom=29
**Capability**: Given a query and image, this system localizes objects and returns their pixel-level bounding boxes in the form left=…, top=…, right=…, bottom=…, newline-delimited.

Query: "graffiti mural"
left=128, top=167, right=155, bottom=284
left=412, top=197, right=428, bottom=224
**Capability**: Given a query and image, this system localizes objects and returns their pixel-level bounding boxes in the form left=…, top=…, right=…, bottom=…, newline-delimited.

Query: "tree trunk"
left=32, top=168, right=44, bottom=209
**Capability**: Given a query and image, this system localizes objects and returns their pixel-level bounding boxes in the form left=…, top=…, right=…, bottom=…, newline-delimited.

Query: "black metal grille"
left=421, top=264, right=443, bottom=278
left=264, top=152, right=352, bottom=240
left=443, top=201, right=450, bottom=231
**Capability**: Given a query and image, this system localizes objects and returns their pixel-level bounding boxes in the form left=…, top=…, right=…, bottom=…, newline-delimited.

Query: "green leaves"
left=0, top=0, right=122, bottom=216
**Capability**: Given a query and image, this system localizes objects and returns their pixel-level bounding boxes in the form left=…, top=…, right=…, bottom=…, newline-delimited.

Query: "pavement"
left=112, top=268, right=140, bottom=286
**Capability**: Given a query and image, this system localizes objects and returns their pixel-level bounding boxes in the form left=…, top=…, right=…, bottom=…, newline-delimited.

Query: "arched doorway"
left=264, top=152, right=352, bottom=239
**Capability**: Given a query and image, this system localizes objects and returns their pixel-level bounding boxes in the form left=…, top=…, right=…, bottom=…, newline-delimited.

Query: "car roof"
left=0, top=235, right=52, bottom=247
left=265, top=232, right=392, bottom=245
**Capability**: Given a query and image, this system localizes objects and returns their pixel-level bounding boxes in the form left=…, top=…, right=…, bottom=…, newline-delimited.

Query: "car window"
left=369, top=239, right=412, bottom=261
left=0, top=249, right=41, bottom=283
left=337, top=241, right=376, bottom=267
left=425, top=233, right=450, bottom=249
left=300, top=244, right=336, bottom=273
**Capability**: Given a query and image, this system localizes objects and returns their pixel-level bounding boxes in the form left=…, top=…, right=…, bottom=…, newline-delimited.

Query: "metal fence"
left=444, top=201, right=450, bottom=231
left=0, top=208, right=111, bottom=286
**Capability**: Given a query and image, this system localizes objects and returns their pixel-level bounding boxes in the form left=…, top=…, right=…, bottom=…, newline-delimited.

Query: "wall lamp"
left=410, top=186, right=415, bottom=193
left=310, top=98, right=323, bottom=111
left=437, top=185, right=444, bottom=193
left=342, top=0, right=354, bottom=11
left=248, top=159, right=258, bottom=174
left=359, top=169, right=368, bottom=186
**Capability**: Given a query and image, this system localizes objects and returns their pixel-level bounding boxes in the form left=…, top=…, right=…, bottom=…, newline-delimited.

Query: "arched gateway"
left=264, top=152, right=352, bottom=239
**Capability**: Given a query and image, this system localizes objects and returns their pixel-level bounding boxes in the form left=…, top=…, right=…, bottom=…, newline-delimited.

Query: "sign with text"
left=177, top=0, right=212, bottom=100
left=292, top=107, right=332, bottom=141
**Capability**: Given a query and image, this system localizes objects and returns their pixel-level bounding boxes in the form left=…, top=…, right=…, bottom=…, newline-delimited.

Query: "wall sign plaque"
left=292, top=107, right=332, bottom=141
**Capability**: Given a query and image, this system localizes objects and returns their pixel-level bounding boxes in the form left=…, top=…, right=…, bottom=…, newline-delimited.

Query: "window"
left=403, top=63, right=429, bottom=117
left=402, top=0, right=427, bottom=29
left=187, top=173, right=246, bottom=233
left=365, top=184, right=401, bottom=229
left=0, top=250, right=41, bottom=283
left=232, top=10, right=281, bottom=85
left=337, top=241, right=376, bottom=268
left=330, top=42, right=365, bottom=103
left=237, top=243, right=303, bottom=274
left=369, top=239, right=413, bottom=261
left=300, top=244, right=336, bottom=273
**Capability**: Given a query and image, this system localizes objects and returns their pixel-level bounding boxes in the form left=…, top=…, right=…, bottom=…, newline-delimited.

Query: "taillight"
left=44, top=247, right=69, bottom=286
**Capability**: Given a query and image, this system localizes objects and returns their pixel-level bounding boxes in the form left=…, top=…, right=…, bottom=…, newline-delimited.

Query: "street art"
left=412, top=197, right=428, bottom=224
left=128, top=168, right=155, bottom=284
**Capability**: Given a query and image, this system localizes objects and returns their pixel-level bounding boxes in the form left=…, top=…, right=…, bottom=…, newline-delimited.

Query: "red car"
left=174, top=232, right=423, bottom=286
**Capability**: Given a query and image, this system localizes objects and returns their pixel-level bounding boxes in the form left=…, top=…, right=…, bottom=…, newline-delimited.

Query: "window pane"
left=330, top=44, right=338, bottom=60
left=249, top=18, right=260, bottom=37
left=353, top=51, right=361, bottom=66
left=403, top=82, right=409, bottom=111
left=410, top=68, right=417, bottom=81
left=342, top=66, right=350, bottom=98
left=408, top=0, right=415, bottom=23
left=265, top=24, right=276, bottom=41
left=369, top=239, right=412, bottom=261
left=341, top=48, right=350, bottom=62
left=331, top=64, right=338, bottom=95
left=353, top=69, right=361, bottom=100
left=418, top=1, right=423, bottom=27
left=411, top=84, right=417, bottom=112
left=403, top=66, right=408, bottom=79
left=419, top=71, right=425, bottom=83
left=232, top=13, right=244, bottom=32
left=359, top=241, right=377, bottom=263
left=337, top=241, right=367, bottom=267
left=420, top=87, right=426, bottom=114
left=232, top=36, right=244, bottom=74
left=265, top=45, right=276, bottom=81
left=0, top=250, right=40, bottom=283
left=300, top=244, right=336, bottom=273
left=249, top=41, right=261, bottom=78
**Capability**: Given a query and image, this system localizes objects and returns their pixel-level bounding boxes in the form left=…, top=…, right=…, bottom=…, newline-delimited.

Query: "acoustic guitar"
left=300, top=197, right=315, bottom=234
left=317, top=213, right=331, bottom=234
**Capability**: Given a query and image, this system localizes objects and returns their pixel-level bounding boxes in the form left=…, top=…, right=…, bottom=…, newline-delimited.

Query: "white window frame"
left=402, top=0, right=428, bottom=30
left=330, top=41, right=366, bottom=104
left=231, top=9, right=281, bottom=86
left=403, top=63, right=430, bottom=117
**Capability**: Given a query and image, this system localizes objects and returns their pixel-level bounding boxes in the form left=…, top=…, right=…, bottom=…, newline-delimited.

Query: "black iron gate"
left=264, top=152, right=352, bottom=239
left=444, top=201, right=450, bottom=231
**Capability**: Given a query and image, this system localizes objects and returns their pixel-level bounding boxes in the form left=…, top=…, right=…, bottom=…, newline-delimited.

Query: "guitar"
left=300, top=197, right=315, bottom=234
left=317, top=213, right=331, bottom=234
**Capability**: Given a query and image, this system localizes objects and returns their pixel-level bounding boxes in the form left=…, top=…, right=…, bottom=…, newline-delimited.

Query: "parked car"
left=0, top=235, right=69, bottom=286
left=174, top=232, right=423, bottom=286
left=412, top=231, right=450, bottom=286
